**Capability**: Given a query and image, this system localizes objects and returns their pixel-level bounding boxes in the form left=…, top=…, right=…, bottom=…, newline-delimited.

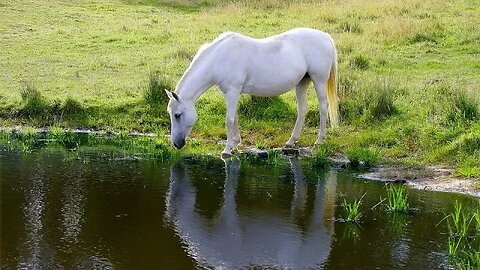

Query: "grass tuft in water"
left=441, top=201, right=480, bottom=269
left=447, top=201, right=472, bottom=238
left=341, top=193, right=366, bottom=223
left=385, top=184, right=409, bottom=212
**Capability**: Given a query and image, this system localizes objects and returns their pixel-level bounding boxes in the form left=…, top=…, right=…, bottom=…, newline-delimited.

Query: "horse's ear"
left=165, top=90, right=181, bottom=102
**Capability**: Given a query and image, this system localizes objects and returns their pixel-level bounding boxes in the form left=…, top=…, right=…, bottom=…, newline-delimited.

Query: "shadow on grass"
left=0, top=100, right=170, bottom=133
left=238, top=96, right=294, bottom=122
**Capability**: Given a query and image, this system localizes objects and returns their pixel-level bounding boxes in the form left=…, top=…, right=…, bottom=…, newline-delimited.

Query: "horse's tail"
left=326, top=35, right=339, bottom=128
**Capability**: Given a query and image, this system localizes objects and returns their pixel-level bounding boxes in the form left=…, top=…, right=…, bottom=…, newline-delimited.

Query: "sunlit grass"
left=0, top=0, right=478, bottom=171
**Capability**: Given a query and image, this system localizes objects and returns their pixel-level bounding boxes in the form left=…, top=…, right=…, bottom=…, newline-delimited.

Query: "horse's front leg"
left=222, top=92, right=241, bottom=158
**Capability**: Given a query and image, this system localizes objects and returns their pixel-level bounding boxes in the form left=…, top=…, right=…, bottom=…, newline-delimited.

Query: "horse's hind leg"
left=312, top=76, right=328, bottom=145
left=285, top=76, right=310, bottom=147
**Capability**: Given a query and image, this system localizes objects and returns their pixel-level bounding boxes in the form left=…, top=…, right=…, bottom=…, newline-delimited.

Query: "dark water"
left=1, top=147, right=477, bottom=269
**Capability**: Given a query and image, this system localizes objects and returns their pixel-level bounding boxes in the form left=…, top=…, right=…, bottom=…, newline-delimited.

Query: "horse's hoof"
left=284, top=144, right=295, bottom=149
left=221, top=151, right=232, bottom=159
left=314, top=140, right=324, bottom=147
left=282, top=147, right=299, bottom=156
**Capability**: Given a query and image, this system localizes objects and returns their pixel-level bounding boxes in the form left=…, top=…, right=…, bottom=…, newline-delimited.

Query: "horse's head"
left=166, top=90, right=197, bottom=149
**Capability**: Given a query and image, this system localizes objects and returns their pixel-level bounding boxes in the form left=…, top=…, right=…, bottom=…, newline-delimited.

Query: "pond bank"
left=1, top=126, right=479, bottom=197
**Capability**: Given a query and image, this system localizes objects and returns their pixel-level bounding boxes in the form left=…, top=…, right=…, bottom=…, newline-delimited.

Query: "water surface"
left=1, top=147, right=477, bottom=269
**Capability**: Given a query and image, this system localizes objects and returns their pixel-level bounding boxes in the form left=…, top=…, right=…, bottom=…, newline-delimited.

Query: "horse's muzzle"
left=173, top=138, right=186, bottom=149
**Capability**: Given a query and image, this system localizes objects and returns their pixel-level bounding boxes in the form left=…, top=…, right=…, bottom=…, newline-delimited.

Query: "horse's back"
left=218, top=28, right=334, bottom=64
left=208, top=28, right=335, bottom=94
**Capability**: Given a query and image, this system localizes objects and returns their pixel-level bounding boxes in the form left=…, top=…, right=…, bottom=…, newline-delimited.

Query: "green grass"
left=311, top=143, right=333, bottom=169
left=0, top=0, right=479, bottom=174
left=1, top=129, right=177, bottom=161
left=385, top=184, right=409, bottom=212
left=346, top=146, right=381, bottom=167
left=442, top=201, right=480, bottom=269
left=340, top=194, right=365, bottom=223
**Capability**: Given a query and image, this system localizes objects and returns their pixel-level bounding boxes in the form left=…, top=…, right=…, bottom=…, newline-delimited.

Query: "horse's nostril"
left=173, top=139, right=185, bottom=149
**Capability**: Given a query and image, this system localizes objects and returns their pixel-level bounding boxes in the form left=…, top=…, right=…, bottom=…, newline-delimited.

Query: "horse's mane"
left=176, top=32, right=237, bottom=93
left=193, top=32, right=236, bottom=62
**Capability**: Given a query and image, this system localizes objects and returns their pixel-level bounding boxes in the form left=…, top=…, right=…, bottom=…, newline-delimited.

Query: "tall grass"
left=144, top=70, right=175, bottom=107
left=19, top=83, right=49, bottom=116
left=424, top=83, right=479, bottom=127
left=17, top=82, right=86, bottom=120
left=339, top=77, right=399, bottom=124
left=350, top=54, right=370, bottom=70
left=346, top=146, right=381, bottom=167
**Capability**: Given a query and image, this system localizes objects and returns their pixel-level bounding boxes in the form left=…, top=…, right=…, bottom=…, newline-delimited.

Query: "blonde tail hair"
left=326, top=35, right=339, bottom=128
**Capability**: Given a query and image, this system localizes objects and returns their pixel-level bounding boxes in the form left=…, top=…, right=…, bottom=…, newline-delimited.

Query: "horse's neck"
left=176, top=56, right=214, bottom=103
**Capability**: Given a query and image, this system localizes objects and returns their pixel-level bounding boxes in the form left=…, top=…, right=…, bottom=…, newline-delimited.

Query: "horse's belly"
left=242, top=70, right=305, bottom=96
left=241, top=47, right=307, bottom=96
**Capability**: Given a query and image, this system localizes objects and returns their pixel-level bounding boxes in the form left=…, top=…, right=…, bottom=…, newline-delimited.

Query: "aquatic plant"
left=341, top=193, right=365, bottom=223
left=447, top=201, right=472, bottom=238
left=440, top=201, right=480, bottom=269
left=342, top=223, right=361, bottom=243
left=385, top=184, right=409, bottom=212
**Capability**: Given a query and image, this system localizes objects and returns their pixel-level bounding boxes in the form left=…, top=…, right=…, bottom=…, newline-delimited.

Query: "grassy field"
left=0, top=0, right=479, bottom=176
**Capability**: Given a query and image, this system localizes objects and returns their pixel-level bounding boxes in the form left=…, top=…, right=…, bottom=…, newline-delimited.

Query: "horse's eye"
left=174, top=113, right=181, bottom=120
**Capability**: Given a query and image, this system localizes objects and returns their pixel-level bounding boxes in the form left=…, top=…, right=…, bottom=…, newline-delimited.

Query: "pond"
left=1, top=146, right=477, bottom=269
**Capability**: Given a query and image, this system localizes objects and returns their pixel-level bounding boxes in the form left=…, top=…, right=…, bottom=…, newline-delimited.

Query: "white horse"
left=166, top=28, right=339, bottom=157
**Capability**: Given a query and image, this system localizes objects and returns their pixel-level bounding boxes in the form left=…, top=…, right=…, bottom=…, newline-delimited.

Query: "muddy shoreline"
left=240, top=147, right=479, bottom=198
left=357, top=165, right=480, bottom=198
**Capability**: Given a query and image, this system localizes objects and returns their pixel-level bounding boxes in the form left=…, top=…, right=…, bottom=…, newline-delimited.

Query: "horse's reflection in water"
left=165, top=158, right=337, bottom=269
